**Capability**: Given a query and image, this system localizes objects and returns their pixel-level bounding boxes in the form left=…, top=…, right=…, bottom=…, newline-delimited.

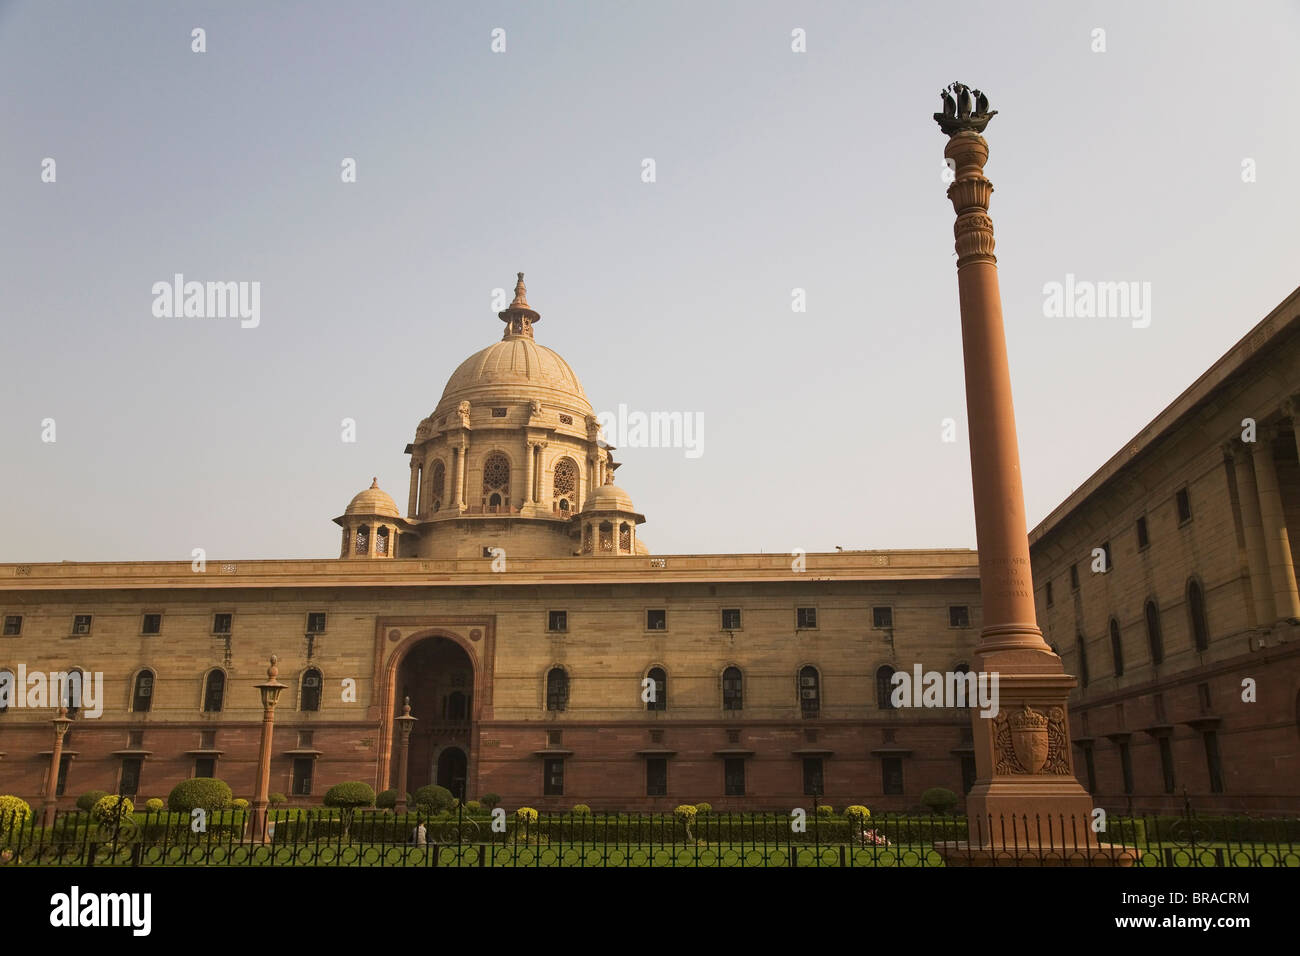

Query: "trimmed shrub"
left=268, top=792, right=287, bottom=806
left=144, top=798, right=165, bottom=812
left=845, top=805, right=871, bottom=824
left=91, top=795, right=134, bottom=827
left=464, top=800, right=482, bottom=813
left=168, top=778, right=233, bottom=813
left=231, top=798, right=250, bottom=811
left=375, top=789, right=414, bottom=810
left=816, top=804, right=835, bottom=817
left=0, top=796, right=32, bottom=835
left=480, top=793, right=501, bottom=810
left=694, top=802, right=712, bottom=814
left=323, top=782, right=376, bottom=809
left=76, top=790, right=109, bottom=812
left=571, top=804, right=592, bottom=816
left=413, top=784, right=455, bottom=813
left=673, top=805, right=697, bottom=822
left=921, top=787, right=959, bottom=815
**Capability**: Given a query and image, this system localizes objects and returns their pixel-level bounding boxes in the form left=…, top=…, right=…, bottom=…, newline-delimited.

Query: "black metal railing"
left=1, top=806, right=1296, bottom=867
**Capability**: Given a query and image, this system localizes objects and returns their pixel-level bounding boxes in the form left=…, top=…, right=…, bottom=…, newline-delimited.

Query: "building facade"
left=1, top=277, right=1298, bottom=814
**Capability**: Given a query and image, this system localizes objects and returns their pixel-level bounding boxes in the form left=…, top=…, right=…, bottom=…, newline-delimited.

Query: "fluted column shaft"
left=1250, top=429, right=1300, bottom=619
left=1230, top=443, right=1276, bottom=625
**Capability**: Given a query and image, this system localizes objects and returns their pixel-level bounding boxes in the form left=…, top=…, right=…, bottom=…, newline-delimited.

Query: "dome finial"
left=370, top=477, right=379, bottom=489
left=499, top=271, right=541, bottom=339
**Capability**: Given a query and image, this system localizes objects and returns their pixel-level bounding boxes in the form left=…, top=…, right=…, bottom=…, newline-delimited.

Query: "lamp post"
left=41, top=707, right=74, bottom=826
left=932, top=84, right=1105, bottom=859
left=394, top=697, right=417, bottom=813
left=251, top=655, right=287, bottom=843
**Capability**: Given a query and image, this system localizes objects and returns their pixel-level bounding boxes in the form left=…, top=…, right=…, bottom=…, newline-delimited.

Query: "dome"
left=438, top=336, right=590, bottom=413
left=345, top=478, right=400, bottom=517
left=582, top=481, right=637, bottom=514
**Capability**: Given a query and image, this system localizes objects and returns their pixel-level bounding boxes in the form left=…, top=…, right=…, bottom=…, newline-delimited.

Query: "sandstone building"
left=1, top=277, right=1297, bottom=814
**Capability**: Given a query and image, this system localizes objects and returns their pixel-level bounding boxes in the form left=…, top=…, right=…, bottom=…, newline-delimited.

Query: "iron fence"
left=1, top=806, right=1297, bottom=867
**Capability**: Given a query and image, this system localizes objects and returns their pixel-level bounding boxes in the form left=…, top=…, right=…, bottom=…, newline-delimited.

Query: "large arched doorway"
left=393, top=636, right=475, bottom=798
left=437, top=747, right=468, bottom=800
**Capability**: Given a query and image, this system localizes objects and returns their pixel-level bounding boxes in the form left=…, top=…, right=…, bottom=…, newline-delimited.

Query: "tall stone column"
left=524, top=441, right=536, bottom=509
left=408, top=462, right=420, bottom=517
left=933, top=84, right=1096, bottom=854
left=1228, top=441, right=1276, bottom=625
left=453, top=444, right=466, bottom=511
left=40, top=708, right=73, bottom=825
left=1250, top=426, right=1300, bottom=620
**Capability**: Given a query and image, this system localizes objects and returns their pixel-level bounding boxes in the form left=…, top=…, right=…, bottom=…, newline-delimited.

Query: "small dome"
left=345, top=478, right=400, bottom=517
left=582, top=481, right=637, bottom=514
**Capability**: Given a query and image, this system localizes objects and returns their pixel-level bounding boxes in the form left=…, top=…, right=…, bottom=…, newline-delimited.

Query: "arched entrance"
left=437, top=747, right=468, bottom=800
left=393, top=636, right=475, bottom=798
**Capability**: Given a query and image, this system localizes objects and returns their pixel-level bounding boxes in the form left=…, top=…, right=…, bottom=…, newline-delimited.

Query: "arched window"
left=799, top=666, right=820, bottom=718
left=300, top=668, right=322, bottom=712
left=646, top=667, right=666, bottom=711
left=1109, top=618, right=1125, bottom=677
left=1145, top=600, right=1164, bottom=665
left=619, top=523, right=631, bottom=552
left=375, top=526, right=389, bottom=556
left=482, top=453, right=510, bottom=504
left=952, top=662, right=972, bottom=708
left=447, top=691, right=468, bottom=720
left=546, top=668, right=569, bottom=711
left=354, top=525, right=369, bottom=555
left=876, top=665, right=896, bottom=710
left=0, top=668, right=14, bottom=714
left=430, top=460, right=445, bottom=512
left=1076, top=634, right=1090, bottom=687
left=599, top=522, right=614, bottom=553
left=203, top=670, right=225, bottom=713
left=722, top=666, right=743, bottom=711
left=131, top=670, right=155, bottom=713
left=62, top=669, right=85, bottom=717
left=553, top=458, right=578, bottom=511
left=1187, top=579, right=1209, bottom=652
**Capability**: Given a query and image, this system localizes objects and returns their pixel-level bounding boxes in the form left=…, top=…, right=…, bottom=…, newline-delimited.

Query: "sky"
left=2, top=0, right=1298, bottom=563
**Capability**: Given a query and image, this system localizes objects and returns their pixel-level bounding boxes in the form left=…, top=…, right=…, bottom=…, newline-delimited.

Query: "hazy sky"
left=2, top=1, right=1298, bottom=563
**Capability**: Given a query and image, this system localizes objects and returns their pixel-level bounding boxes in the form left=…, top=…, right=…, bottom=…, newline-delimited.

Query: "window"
left=798, top=666, right=820, bottom=718
left=796, top=607, right=817, bottom=629
left=61, top=670, right=84, bottom=716
left=1109, top=618, right=1125, bottom=677
left=1118, top=741, right=1134, bottom=795
left=544, top=758, right=564, bottom=796
left=559, top=414, right=573, bottom=425
left=131, top=670, right=154, bottom=713
left=72, top=614, right=92, bottom=636
left=645, top=667, right=666, bottom=711
left=212, top=613, right=232, bottom=635
left=195, top=757, right=216, bottom=778
left=1145, top=600, right=1164, bottom=665
left=1076, top=634, right=1090, bottom=687
left=546, top=668, right=569, bottom=712
left=0, top=668, right=13, bottom=714
left=1197, top=682, right=1212, bottom=713
left=128, top=730, right=144, bottom=748
left=960, top=754, right=977, bottom=795
left=1158, top=737, right=1175, bottom=793
left=1045, top=582, right=1054, bottom=608
left=881, top=757, right=904, bottom=795
left=1187, top=579, right=1209, bottom=652
left=721, top=608, right=741, bottom=630
left=876, top=666, right=896, bottom=710
left=646, top=609, right=666, bottom=631
left=872, top=606, right=893, bottom=628
left=306, top=612, right=327, bottom=633
left=802, top=758, right=824, bottom=796
left=141, top=613, right=162, bottom=635
left=722, top=667, right=743, bottom=711
left=547, top=730, right=562, bottom=747
left=646, top=758, right=668, bottom=796
left=119, top=758, right=142, bottom=796
left=1081, top=745, right=1097, bottom=793
left=292, top=758, right=313, bottom=796
left=553, top=458, right=578, bottom=511
left=297, top=730, right=313, bottom=749
left=547, top=610, right=567, bottom=632
left=724, top=758, right=745, bottom=796
left=430, top=460, right=445, bottom=513
left=1069, top=564, right=1079, bottom=590
left=1136, top=516, right=1149, bottom=550
left=1176, top=487, right=1192, bottom=524
left=55, top=754, right=72, bottom=797
left=199, top=730, right=216, bottom=749
left=482, top=453, right=510, bottom=501
left=446, top=691, right=468, bottom=720
left=2, top=615, right=21, bottom=636
left=1203, top=732, right=1224, bottom=793
left=949, top=605, right=970, bottom=628
left=491, top=407, right=507, bottom=417
left=300, top=668, right=322, bottom=712
left=354, top=524, right=370, bottom=555
left=203, top=670, right=225, bottom=713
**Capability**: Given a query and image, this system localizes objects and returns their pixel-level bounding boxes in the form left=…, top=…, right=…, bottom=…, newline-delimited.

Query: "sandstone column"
left=1250, top=426, right=1300, bottom=620
left=453, top=444, right=466, bottom=511
left=524, top=441, right=536, bottom=508
left=933, top=83, right=1095, bottom=854
left=1228, top=441, right=1276, bottom=625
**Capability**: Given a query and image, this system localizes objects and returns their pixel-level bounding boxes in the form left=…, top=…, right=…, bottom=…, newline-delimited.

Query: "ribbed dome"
left=345, top=478, right=400, bottom=517
left=582, top=481, right=637, bottom=514
left=437, top=336, right=591, bottom=413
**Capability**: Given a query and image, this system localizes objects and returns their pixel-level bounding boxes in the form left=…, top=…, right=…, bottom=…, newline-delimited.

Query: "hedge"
left=168, top=778, right=233, bottom=813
